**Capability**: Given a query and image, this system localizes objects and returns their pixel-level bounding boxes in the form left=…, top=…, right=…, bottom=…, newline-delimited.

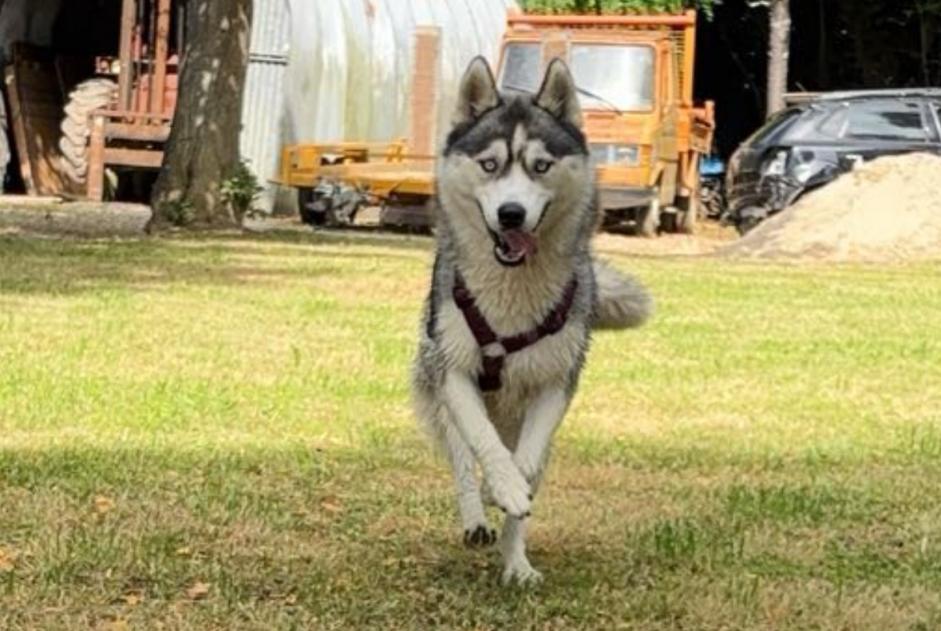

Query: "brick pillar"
left=409, top=27, right=440, bottom=158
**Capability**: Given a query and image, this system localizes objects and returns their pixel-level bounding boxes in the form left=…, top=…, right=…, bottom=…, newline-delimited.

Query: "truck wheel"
left=638, top=197, right=660, bottom=238
left=679, top=196, right=698, bottom=234
left=58, top=78, right=118, bottom=186
left=734, top=206, right=769, bottom=235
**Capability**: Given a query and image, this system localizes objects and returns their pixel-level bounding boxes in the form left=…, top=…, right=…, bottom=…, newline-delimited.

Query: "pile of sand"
left=720, top=152, right=941, bottom=262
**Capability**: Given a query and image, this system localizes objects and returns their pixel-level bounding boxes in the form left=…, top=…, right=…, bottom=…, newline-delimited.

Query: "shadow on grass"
left=231, top=225, right=434, bottom=251
left=176, top=223, right=435, bottom=256
left=0, top=228, right=434, bottom=296
left=5, top=443, right=941, bottom=628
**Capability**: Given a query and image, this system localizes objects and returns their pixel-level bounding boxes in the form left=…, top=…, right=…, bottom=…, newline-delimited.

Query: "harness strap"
left=452, top=273, right=578, bottom=392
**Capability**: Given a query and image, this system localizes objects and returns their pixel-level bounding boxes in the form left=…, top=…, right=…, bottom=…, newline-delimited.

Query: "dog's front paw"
left=501, top=559, right=544, bottom=587
left=463, top=523, right=497, bottom=548
left=486, top=464, right=532, bottom=518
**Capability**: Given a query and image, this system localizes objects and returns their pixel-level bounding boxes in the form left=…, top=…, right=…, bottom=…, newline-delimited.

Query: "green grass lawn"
left=2, top=229, right=941, bottom=630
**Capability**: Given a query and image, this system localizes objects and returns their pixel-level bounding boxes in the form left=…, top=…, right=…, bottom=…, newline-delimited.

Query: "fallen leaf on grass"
left=174, top=546, right=193, bottom=557
left=320, top=496, right=343, bottom=514
left=123, top=590, right=143, bottom=606
left=0, top=547, right=14, bottom=571
left=93, top=496, right=115, bottom=515
left=100, top=617, right=129, bottom=631
left=267, top=593, right=298, bottom=606
left=186, top=581, right=211, bottom=600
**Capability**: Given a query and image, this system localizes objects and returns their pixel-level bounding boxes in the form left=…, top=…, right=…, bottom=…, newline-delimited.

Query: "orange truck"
left=277, top=10, right=715, bottom=236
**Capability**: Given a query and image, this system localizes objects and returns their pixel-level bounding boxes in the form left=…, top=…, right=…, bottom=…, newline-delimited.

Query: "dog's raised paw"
left=463, top=524, right=497, bottom=548
left=487, top=466, right=532, bottom=518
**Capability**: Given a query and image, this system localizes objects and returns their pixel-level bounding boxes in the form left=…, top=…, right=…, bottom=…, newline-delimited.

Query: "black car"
left=725, top=89, right=941, bottom=233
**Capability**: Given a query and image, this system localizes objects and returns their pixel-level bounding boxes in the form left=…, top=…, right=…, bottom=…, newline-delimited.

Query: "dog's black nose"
left=497, top=203, right=526, bottom=229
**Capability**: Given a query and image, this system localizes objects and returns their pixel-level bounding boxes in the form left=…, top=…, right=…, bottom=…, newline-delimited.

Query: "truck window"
left=846, top=101, right=929, bottom=141
left=499, top=43, right=541, bottom=94
left=570, top=45, right=654, bottom=111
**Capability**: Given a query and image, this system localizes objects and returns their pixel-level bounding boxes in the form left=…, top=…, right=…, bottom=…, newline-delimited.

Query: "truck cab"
left=495, top=12, right=715, bottom=235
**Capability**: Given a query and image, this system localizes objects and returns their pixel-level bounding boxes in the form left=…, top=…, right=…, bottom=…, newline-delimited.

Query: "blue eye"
left=533, top=159, right=553, bottom=174
left=479, top=159, right=498, bottom=174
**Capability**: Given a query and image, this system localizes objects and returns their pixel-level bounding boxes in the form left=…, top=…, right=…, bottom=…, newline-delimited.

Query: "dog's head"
left=437, top=57, right=593, bottom=268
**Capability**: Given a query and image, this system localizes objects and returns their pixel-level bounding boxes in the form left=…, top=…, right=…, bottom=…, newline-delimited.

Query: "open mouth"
left=490, top=229, right=538, bottom=267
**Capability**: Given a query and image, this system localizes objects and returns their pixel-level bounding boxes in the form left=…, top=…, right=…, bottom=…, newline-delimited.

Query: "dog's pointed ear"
left=535, top=58, right=582, bottom=128
left=454, top=56, right=500, bottom=125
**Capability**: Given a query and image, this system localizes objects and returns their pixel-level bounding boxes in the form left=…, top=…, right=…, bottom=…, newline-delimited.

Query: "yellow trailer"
left=277, top=142, right=433, bottom=197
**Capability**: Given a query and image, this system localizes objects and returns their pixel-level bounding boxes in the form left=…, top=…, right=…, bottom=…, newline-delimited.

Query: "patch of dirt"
left=720, top=152, right=941, bottom=263
left=247, top=213, right=739, bottom=258
left=0, top=197, right=151, bottom=237
left=594, top=221, right=738, bottom=257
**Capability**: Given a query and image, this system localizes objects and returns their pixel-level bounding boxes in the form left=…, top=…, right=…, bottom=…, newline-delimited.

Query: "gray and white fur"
left=411, top=57, right=652, bottom=586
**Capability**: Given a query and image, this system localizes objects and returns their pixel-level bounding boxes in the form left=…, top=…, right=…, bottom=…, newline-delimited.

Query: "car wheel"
left=737, top=215, right=764, bottom=236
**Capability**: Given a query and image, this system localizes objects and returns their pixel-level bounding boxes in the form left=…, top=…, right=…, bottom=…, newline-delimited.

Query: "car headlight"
left=761, top=150, right=788, bottom=177
left=590, top=144, right=640, bottom=167
left=791, top=161, right=815, bottom=183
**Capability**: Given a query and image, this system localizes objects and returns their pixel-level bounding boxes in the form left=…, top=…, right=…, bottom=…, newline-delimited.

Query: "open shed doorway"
left=0, top=0, right=182, bottom=202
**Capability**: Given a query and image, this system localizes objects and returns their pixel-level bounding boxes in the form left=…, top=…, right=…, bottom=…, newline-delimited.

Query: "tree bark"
left=915, top=1, right=934, bottom=85
left=766, top=0, right=791, bottom=117
left=149, top=0, right=252, bottom=230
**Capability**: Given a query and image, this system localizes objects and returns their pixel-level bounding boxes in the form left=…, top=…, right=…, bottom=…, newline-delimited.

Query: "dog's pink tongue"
left=503, top=230, right=538, bottom=258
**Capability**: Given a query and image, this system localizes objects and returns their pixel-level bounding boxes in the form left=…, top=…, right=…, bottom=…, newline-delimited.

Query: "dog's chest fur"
left=432, top=267, right=590, bottom=446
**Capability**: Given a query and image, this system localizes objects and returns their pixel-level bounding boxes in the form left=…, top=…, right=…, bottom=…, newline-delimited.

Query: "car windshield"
left=747, top=108, right=802, bottom=146
left=499, top=43, right=655, bottom=111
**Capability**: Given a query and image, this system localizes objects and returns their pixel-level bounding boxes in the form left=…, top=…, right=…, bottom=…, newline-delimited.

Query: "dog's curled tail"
left=591, top=259, right=653, bottom=330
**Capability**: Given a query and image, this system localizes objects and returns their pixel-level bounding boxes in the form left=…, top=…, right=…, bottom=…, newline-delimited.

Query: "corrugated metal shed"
left=283, top=0, right=518, bottom=145
left=240, top=0, right=291, bottom=213
left=243, top=0, right=518, bottom=213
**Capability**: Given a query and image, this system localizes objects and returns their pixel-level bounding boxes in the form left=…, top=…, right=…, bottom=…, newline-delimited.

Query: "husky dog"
left=412, top=57, right=652, bottom=585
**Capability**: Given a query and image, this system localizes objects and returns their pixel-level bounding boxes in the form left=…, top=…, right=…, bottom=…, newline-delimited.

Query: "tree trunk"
left=915, top=2, right=933, bottom=85
left=149, top=0, right=252, bottom=230
left=817, top=0, right=829, bottom=89
left=766, top=0, right=791, bottom=117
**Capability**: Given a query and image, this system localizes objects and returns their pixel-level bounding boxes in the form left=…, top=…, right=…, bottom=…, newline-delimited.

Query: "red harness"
left=452, top=273, right=578, bottom=392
